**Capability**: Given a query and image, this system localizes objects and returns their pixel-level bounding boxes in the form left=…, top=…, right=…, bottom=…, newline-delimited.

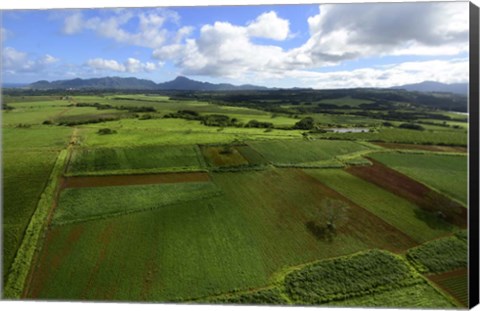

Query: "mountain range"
left=27, top=76, right=269, bottom=91
left=391, top=81, right=468, bottom=96
left=14, top=76, right=468, bottom=96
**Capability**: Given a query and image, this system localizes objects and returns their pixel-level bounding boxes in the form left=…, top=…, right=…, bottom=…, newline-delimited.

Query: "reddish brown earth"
left=63, top=172, right=211, bottom=189
left=347, top=159, right=467, bottom=228
left=428, top=268, right=468, bottom=307
left=373, top=142, right=467, bottom=153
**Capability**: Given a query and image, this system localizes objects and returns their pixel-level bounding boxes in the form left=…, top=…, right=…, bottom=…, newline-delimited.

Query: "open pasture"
left=304, top=169, right=456, bottom=243
left=76, top=118, right=303, bottom=148
left=26, top=167, right=417, bottom=301
left=369, top=152, right=467, bottom=205
left=247, top=139, right=371, bottom=166
left=316, top=127, right=468, bottom=146
left=67, top=144, right=205, bottom=175
left=52, top=181, right=221, bottom=225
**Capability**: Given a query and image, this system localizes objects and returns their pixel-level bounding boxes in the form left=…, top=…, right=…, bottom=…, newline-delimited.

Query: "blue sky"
left=1, top=2, right=469, bottom=88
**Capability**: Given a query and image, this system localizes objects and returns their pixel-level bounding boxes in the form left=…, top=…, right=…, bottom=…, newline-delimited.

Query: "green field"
left=406, top=235, right=467, bottom=274
left=67, top=145, right=206, bottom=175
left=248, top=139, right=372, bottom=166
left=3, top=91, right=469, bottom=307
left=304, top=169, right=456, bottom=243
left=325, top=283, right=456, bottom=308
left=370, top=152, right=467, bottom=205
left=315, top=127, right=467, bottom=146
left=27, top=168, right=418, bottom=301
left=53, top=182, right=221, bottom=225
left=2, top=150, right=59, bottom=279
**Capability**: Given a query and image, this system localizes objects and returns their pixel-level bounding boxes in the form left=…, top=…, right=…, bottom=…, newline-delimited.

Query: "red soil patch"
left=374, top=142, right=467, bottom=153
left=347, top=159, right=467, bottom=228
left=428, top=268, right=468, bottom=307
left=63, top=172, right=211, bottom=189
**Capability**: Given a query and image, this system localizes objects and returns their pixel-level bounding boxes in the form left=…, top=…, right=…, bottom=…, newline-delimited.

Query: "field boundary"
left=3, top=149, right=68, bottom=299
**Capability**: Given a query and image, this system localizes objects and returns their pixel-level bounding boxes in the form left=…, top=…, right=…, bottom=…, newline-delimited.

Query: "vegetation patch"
left=406, top=235, right=467, bottom=274
left=428, top=268, right=468, bottom=307
left=248, top=139, right=371, bottom=166
left=305, top=169, right=456, bottom=243
left=200, top=145, right=250, bottom=167
left=207, top=287, right=289, bottom=305
left=67, top=145, right=205, bottom=176
left=52, top=182, right=222, bottom=225
left=369, top=152, right=467, bottom=205
left=347, top=159, right=466, bottom=227
left=283, top=249, right=422, bottom=304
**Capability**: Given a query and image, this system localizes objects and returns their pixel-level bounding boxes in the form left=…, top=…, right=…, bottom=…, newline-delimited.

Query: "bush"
left=406, top=235, right=467, bottom=274
left=42, top=120, right=53, bottom=125
left=399, top=123, right=425, bottom=131
left=293, top=117, right=316, bottom=130
left=245, top=120, right=273, bottom=128
left=97, top=128, right=117, bottom=135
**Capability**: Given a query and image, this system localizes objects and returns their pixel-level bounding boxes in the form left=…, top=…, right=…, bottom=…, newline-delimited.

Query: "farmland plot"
left=304, top=169, right=456, bottom=243
left=369, top=152, right=467, bottom=205
left=67, top=145, right=206, bottom=175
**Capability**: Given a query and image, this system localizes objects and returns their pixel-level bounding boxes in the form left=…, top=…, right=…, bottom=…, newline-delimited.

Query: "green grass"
left=52, top=182, right=222, bottom=225
left=207, top=287, right=289, bottom=305
left=304, top=169, right=456, bottom=243
left=316, top=127, right=467, bottom=146
left=247, top=139, right=371, bottom=166
left=2, top=126, right=72, bottom=150
left=284, top=249, right=422, bottom=304
left=67, top=145, right=205, bottom=175
left=4, top=150, right=68, bottom=298
left=27, top=168, right=416, bottom=301
left=325, top=283, right=456, bottom=308
left=370, top=152, right=467, bottom=205
left=406, top=236, right=468, bottom=274
left=76, top=118, right=303, bottom=147
left=2, top=150, right=59, bottom=279
left=200, top=146, right=249, bottom=167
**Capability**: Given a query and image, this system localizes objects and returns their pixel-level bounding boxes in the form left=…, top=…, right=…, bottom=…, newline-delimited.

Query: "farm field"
left=369, top=152, right=468, bottom=205
left=67, top=144, right=206, bottom=176
left=428, top=269, right=468, bottom=307
left=304, top=169, right=457, bottom=243
left=2, top=89, right=469, bottom=307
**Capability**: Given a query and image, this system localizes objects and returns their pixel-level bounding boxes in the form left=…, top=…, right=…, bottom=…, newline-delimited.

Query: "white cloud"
left=86, top=57, right=159, bottom=73
left=151, top=2, right=468, bottom=85
left=2, top=47, right=59, bottom=74
left=246, top=11, right=290, bottom=41
left=62, top=8, right=180, bottom=48
left=276, top=58, right=469, bottom=89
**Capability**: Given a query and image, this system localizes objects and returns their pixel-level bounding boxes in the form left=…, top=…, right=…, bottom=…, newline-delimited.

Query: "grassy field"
left=304, top=169, right=456, bottom=243
left=369, top=152, right=467, bottom=205
left=67, top=145, right=206, bottom=175
left=315, top=127, right=467, bottom=146
left=200, top=145, right=250, bottom=167
left=26, top=168, right=417, bottom=301
left=53, top=182, right=221, bottom=225
left=406, top=235, right=467, bottom=274
left=325, top=283, right=456, bottom=308
left=2, top=150, right=59, bottom=280
left=247, top=139, right=372, bottom=166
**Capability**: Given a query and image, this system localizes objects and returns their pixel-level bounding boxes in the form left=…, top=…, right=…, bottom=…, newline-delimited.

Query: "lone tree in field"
left=306, top=198, right=350, bottom=241
left=320, top=198, right=350, bottom=232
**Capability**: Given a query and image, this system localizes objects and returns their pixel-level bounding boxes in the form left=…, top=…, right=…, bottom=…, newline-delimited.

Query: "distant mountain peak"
left=391, top=80, right=467, bottom=96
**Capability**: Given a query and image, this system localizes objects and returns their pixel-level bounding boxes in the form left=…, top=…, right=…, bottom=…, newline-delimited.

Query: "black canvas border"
left=469, top=1, right=480, bottom=309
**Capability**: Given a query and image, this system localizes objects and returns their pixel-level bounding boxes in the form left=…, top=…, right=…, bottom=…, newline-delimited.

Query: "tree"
left=306, top=198, right=350, bottom=241
left=293, top=117, right=315, bottom=130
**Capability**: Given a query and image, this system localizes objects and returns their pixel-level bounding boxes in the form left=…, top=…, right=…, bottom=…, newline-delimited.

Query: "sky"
left=0, top=1, right=470, bottom=89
